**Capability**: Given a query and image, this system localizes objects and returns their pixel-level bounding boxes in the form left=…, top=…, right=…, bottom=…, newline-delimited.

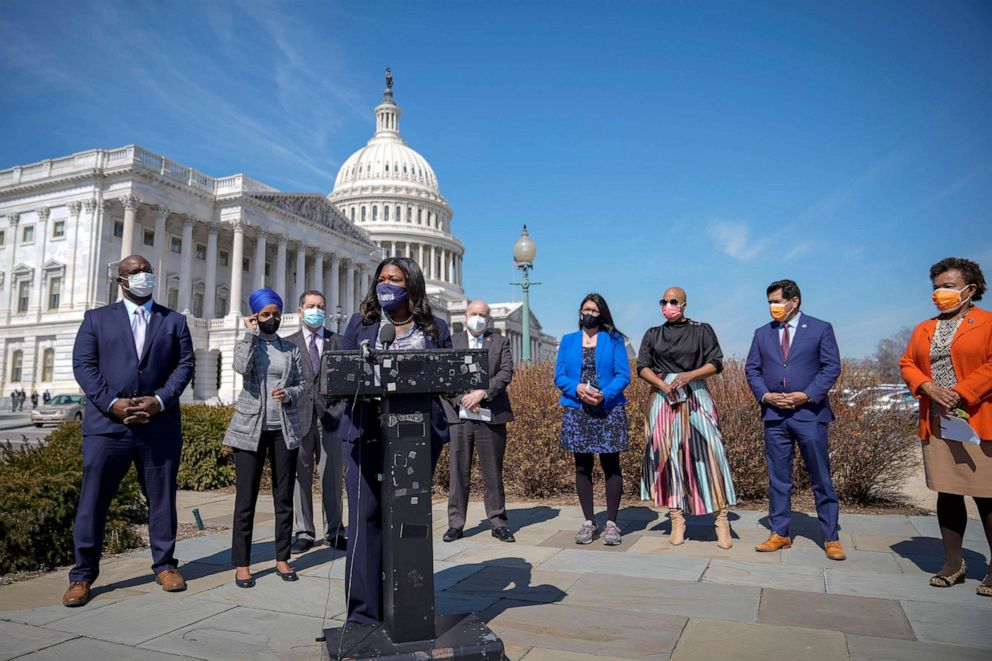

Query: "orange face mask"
left=769, top=302, right=790, bottom=322
left=932, top=287, right=971, bottom=313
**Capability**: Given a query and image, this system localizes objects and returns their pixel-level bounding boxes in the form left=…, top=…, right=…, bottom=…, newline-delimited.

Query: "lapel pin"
left=969, top=318, right=974, bottom=323
left=801, top=324, right=807, bottom=329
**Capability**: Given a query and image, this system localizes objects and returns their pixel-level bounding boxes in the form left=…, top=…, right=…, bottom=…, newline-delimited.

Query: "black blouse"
left=636, top=319, right=724, bottom=375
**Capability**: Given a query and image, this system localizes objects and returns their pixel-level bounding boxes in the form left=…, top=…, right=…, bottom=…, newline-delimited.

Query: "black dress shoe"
left=324, top=534, right=348, bottom=551
left=442, top=527, right=463, bottom=542
left=491, top=527, right=516, bottom=543
left=276, top=569, right=299, bottom=582
left=235, top=575, right=255, bottom=588
left=291, top=538, right=314, bottom=555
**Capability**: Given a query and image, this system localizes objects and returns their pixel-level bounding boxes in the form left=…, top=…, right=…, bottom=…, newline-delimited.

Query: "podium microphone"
left=379, top=323, right=396, bottom=350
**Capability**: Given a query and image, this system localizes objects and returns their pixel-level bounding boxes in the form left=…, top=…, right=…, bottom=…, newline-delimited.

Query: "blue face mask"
left=376, top=282, right=409, bottom=312
left=302, top=308, right=325, bottom=328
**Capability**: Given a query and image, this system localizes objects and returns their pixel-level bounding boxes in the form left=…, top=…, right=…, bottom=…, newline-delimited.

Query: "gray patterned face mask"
left=124, top=272, right=156, bottom=297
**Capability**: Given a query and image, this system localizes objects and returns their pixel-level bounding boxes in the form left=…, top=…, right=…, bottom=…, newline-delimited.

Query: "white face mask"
left=124, top=272, right=156, bottom=298
left=466, top=314, right=487, bottom=334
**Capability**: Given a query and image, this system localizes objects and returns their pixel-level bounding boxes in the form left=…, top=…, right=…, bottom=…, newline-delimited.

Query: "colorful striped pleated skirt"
left=640, top=374, right=737, bottom=515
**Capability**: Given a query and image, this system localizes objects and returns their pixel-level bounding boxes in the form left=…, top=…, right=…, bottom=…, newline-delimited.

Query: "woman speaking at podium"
left=339, top=257, right=452, bottom=626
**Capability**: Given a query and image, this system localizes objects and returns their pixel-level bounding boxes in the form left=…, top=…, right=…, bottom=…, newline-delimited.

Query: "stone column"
left=151, top=206, right=169, bottom=300
left=447, top=250, right=454, bottom=284
left=204, top=222, right=219, bottom=319
left=228, top=221, right=245, bottom=316
left=274, top=234, right=287, bottom=299
left=424, top=245, right=433, bottom=280
left=3, top=214, right=18, bottom=320
left=118, top=194, right=140, bottom=260
left=343, top=259, right=355, bottom=316
left=311, top=250, right=324, bottom=296
left=327, top=252, right=340, bottom=319
left=417, top=243, right=424, bottom=270
left=31, top=207, right=50, bottom=315
left=355, top=264, right=366, bottom=307
left=295, top=244, right=307, bottom=306
left=67, top=201, right=82, bottom=309
left=178, top=215, right=195, bottom=313
left=252, top=229, right=267, bottom=291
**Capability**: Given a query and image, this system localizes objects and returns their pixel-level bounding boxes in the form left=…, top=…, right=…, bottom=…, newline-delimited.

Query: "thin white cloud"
left=707, top=220, right=770, bottom=262
left=784, top=242, right=813, bottom=261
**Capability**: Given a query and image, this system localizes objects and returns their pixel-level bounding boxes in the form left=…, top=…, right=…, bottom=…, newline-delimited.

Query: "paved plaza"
left=1, top=491, right=990, bottom=660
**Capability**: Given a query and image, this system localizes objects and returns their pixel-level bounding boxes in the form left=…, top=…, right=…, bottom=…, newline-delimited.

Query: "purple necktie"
left=308, top=334, right=320, bottom=373
left=782, top=323, right=791, bottom=360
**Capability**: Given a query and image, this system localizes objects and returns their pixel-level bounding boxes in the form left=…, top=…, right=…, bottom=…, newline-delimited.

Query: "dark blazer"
left=744, top=313, right=841, bottom=422
left=555, top=330, right=630, bottom=411
left=337, top=313, right=452, bottom=445
left=72, top=300, right=195, bottom=436
left=442, top=330, right=514, bottom=425
left=286, top=326, right=347, bottom=436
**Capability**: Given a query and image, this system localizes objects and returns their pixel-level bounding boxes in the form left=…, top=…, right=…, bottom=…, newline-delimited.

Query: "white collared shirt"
left=468, top=331, right=485, bottom=349
left=112, top=298, right=163, bottom=412
left=778, top=311, right=802, bottom=344
left=303, top=324, right=325, bottom=354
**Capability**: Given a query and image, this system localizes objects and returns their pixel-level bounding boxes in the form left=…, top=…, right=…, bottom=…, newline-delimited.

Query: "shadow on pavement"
left=891, top=536, right=989, bottom=580
left=435, top=556, right=566, bottom=623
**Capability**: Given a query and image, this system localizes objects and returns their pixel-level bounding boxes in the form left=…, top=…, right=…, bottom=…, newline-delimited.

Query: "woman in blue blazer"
left=554, top=293, right=631, bottom=546
left=338, top=257, right=452, bottom=627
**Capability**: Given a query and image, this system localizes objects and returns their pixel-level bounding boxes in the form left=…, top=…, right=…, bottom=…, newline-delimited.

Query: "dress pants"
left=447, top=421, right=509, bottom=530
left=293, top=410, right=345, bottom=541
left=764, top=417, right=840, bottom=542
left=232, top=430, right=299, bottom=566
left=70, top=428, right=181, bottom=583
left=344, top=434, right=443, bottom=625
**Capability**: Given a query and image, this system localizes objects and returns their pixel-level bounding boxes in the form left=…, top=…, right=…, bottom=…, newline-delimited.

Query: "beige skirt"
left=922, top=434, right=992, bottom=498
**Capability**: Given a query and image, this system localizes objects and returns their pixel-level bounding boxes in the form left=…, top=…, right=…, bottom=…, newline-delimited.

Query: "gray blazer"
left=443, top=330, right=514, bottom=425
left=285, top=327, right=347, bottom=438
left=223, top=331, right=305, bottom=451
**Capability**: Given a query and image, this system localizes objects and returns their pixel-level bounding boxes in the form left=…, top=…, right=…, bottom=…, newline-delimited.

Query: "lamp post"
left=511, top=225, right=540, bottom=362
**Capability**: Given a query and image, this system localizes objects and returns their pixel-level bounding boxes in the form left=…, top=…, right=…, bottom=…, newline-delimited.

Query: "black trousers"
left=232, top=430, right=299, bottom=566
left=447, top=421, right=508, bottom=530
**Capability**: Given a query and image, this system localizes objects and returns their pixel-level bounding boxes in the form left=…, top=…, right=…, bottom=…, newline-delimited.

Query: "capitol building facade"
left=0, top=78, right=556, bottom=402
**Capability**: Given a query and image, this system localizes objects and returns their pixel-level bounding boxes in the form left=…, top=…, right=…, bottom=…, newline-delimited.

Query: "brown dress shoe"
left=63, top=581, right=91, bottom=607
left=155, top=569, right=187, bottom=592
left=824, top=540, right=847, bottom=561
left=755, top=533, right=792, bottom=552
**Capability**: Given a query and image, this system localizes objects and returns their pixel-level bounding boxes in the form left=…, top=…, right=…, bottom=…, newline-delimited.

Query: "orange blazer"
left=900, top=306, right=992, bottom=440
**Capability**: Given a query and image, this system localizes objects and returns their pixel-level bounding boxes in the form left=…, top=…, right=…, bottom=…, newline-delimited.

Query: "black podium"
left=319, top=347, right=504, bottom=660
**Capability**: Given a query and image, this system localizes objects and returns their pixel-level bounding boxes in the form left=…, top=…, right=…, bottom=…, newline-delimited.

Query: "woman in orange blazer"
left=900, top=257, right=992, bottom=597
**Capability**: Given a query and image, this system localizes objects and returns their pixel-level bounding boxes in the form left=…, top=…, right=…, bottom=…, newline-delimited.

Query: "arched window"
left=10, top=349, right=23, bottom=382
left=350, top=207, right=355, bottom=221
left=417, top=208, right=422, bottom=224
left=397, top=205, right=402, bottom=222
left=407, top=206, right=412, bottom=221
left=385, top=163, right=389, bottom=173
left=372, top=206, right=378, bottom=221
left=361, top=206, right=366, bottom=222
left=384, top=205, right=389, bottom=221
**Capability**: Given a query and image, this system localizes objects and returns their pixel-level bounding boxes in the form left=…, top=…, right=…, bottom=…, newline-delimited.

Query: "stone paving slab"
left=446, top=566, right=578, bottom=603
left=626, top=534, right=786, bottom=564
left=540, top=548, right=709, bottom=581
left=562, top=573, right=760, bottom=623
left=170, top=525, right=275, bottom=565
left=446, top=542, right=562, bottom=568
left=909, top=515, right=987, bottom=543
left=845, top=634, right=992, bottom=660
left=671, top=618, right=848, bottom=660
left=1, top=598, right=126, bottom=627
left=435, top=591, right=499, bottom=616
left=139, top=605, right=326, bottom=660
left=826, top=569, right=992, bottom=608
left=834, top=514, right=922, bottom=537
left=891, top=552, right=991, bottom=580
left=703, top=559, right=825, bottom=592
left=432, top=539, right=479, bottom=561
left=758, top=588, right=915, bottom=639
left=537, top=529, right=644, bottom=552
left=45, top=592, right=234, bottom=646
left=0, top=620, right=75, bottom=661
left=781, top=546, right=905, bottom=573
left=192, top=572, right=348, bottom=620
left=900, top=599, right=992, bottom=649
left=488, top=602, right=683, bottom=658
left=522, top=647, right=628, bottom=660
left=16, top=636, right=201, bottom=660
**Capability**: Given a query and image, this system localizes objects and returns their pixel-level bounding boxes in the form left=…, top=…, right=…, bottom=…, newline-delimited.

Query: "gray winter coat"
left=223, top=330, right=305, bottom=451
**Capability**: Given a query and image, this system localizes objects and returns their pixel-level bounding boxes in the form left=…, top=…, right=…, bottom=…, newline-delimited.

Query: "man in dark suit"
left=287, top=290, right=348, bottom=554
left=745, top=279, right=845, bottom=561
left=442, top=300, right=516, bottom=542
left=64, top=254, right=195, bottom=606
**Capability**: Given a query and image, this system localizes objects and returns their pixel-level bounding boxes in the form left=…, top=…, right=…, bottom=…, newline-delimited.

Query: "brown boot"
left=669, top=508, right=686, bottom=546
left=755, top=533, right=792, bottom=552
left=155, top=569, right=187, bottom=592
left=63, top=581, right=91, bottom=607
left=824, top=540, right=847, bottom=561
left=714, top=507, right=733, bottom=549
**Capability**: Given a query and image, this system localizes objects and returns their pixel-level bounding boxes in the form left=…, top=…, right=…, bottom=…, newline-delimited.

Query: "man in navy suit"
left=745, top=279, right=846, bottom=561
left=64, top=255, right=195, bottom=606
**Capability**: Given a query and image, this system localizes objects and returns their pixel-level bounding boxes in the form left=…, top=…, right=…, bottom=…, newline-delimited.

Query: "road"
left=0, top=424, right=52, bottom=450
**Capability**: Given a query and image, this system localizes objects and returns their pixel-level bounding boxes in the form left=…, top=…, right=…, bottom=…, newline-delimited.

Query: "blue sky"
left=2, top=1, right=990, bottom=357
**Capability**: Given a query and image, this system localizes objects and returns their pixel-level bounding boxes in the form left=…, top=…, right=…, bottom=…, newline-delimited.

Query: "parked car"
left=869, top=388, right=919, bottom=413
left=31, top=394, right=86, bottom=427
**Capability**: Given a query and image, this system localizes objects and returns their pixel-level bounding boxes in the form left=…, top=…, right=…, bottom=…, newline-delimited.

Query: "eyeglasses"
left=659, top=299, right=683, bottom=306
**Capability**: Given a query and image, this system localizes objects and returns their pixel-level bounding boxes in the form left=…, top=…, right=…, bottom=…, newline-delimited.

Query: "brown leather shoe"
left=755, top=533, right=792, bottom=552
left=63, top=581, right=91, bottom=607
left=155, top=569, right=187, bottom=592
left=824, top=540, right=847, bottom=561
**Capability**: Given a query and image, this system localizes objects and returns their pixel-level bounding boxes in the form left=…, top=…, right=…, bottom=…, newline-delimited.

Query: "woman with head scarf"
left=223, top=288, right=306, bottom=588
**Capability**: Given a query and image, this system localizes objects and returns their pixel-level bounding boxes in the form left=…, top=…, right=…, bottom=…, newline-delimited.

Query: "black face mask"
left=580, top=314, right=601, bottom=329
left=258, top=318, right=281, bottom=335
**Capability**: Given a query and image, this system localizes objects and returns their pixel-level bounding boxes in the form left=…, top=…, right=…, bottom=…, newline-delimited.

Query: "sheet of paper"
left=458, top=405, right=492, bottom=422
left=940, top=415, right=981, bottom=445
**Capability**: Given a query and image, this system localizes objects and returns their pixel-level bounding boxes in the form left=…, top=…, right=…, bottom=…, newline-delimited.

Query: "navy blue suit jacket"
left=744, top=313, right=841, bottom=422
left=554, top=330, right=630, bottom=411
left=72, top=300, right=195, bottom=436
left=337, top=313, right=452, bottom=445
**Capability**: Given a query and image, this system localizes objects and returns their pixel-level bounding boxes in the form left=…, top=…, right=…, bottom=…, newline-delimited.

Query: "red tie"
left=782, top=323, right=791, bottom=360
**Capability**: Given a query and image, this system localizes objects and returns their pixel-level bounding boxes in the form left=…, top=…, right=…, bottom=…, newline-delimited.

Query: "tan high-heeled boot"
left=669, top=508, right=686, bottom=546
left=714, top=507, right=733, bottom=549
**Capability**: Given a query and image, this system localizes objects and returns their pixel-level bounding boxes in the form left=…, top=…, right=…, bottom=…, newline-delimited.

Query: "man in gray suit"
left=442, top=300, right=516, bottom=543
left=287, top=290, right=347, bottom=553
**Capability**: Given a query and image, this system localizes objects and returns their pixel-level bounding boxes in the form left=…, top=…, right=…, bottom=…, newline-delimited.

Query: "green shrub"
left=178, top=404, right=235, bottom=490
left=0, top=422, right=145, bottom=575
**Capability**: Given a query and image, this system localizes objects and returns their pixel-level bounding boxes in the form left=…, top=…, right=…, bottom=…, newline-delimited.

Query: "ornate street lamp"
left=511, top=225, right=540, bottom=362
